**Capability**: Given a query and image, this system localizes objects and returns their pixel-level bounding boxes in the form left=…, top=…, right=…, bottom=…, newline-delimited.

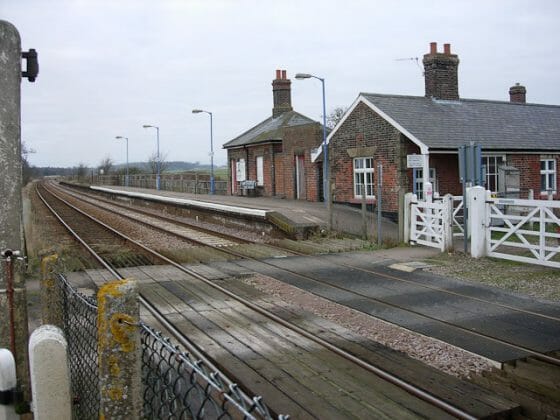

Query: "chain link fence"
left=58, top=274, right=100, bottom=419
left=56, top=273, right=284, bottom=419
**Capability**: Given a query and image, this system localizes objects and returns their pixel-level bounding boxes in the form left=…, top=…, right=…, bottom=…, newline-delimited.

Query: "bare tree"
left=147, top=151, right=169, bottom=174
left=21, top=141, right=36, bottom=185
left=326, top=106, right=347, bottom=129
left=98, top=155, right=114, bottom=175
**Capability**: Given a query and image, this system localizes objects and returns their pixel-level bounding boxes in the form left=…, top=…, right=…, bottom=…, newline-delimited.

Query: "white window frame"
left=353, top=157, right=374, bottom=198
left=414, top=168, right=437, bottom=200
left=256, top=156, right=264, bottom=186
left=482, top=155, right=505, bottom=193
left=236, top=158, right=246, bottom=182
left=540, top=158, right=557, bottom=194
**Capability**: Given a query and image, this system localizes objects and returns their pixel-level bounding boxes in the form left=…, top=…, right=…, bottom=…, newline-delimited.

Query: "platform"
left=80, top=184, right=400, bottom=240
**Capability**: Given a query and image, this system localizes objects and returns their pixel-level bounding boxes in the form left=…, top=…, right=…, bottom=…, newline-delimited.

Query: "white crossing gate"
left=410, top=197, right=452, bottom=252
left=486, top=197, right=560, bottom=268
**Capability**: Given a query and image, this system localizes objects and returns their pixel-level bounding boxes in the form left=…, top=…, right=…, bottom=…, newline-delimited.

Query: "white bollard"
left=0, top=348, right=17, bottom=420
left=469, top=186, right=487, bottom=258
left=29, top=325, right=72, bottom=420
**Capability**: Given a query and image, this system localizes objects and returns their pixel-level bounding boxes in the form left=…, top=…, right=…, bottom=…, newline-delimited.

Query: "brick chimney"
left=509, top=83, right=526, bottom=103
left=422, top=42, right=460, bottom=100
left=272, top=69, right=292, bottom=118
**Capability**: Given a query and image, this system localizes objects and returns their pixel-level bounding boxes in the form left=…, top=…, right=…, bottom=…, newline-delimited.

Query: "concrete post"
left=97, top=279, right=141, bottom=419
left=40, top=254, right=62, bottom=328
left=0, top=349, right=17, bottom=420
left=442, top=194, right=454, bottom=252
left=0, top=20, right=31, bottom=403
left=469, top=186, right=487, bottom=258
left=29, top=326, right=71, bottom=420
left=403, top=193, right=415, bottom=243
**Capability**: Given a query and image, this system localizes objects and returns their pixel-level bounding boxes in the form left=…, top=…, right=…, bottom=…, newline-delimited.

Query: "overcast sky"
left=3, top=0, right=560, bottom=168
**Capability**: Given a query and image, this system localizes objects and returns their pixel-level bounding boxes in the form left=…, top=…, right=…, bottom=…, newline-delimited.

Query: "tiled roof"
left=223, top=111, right=319, bottom=148
left=361, top=93, right=560, bottom=151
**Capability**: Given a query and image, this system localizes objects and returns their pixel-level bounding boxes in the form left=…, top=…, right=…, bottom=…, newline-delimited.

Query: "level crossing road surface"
left=209, top=251, right=560, bottom=363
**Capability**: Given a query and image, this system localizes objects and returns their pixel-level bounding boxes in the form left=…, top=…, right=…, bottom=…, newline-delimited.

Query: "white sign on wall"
left=407, top=154, right=424, bottom=168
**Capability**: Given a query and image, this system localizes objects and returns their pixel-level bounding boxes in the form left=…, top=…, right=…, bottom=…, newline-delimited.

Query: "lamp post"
left=115, top=136, right=129, bottom=187
left=142, top=124, right=160, bottom=190
left=192, top=109, right=215, bottom=195
left=295, top=73, right=328, bottom=205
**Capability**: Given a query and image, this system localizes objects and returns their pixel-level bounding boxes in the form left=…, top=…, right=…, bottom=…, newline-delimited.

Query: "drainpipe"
left=271, top=144, right=276, bottom=196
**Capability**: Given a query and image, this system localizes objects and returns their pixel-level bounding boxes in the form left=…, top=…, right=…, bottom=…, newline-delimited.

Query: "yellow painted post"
left=97, top=279, right=141, bottom=419
left=40, top=254, right=61, bottom=327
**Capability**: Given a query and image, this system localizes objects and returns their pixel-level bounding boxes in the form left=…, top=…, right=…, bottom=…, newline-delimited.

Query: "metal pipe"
left=4, top=256, right=16, bottom=358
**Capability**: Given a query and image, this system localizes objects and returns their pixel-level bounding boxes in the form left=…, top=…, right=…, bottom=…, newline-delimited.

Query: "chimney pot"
left=423, top=42, right=460, bottom=100
left=430, top=42, right=437, bottom=55
left=509, top=83, right=526, bottom=104
left=272, top=70, right=293, bottom=117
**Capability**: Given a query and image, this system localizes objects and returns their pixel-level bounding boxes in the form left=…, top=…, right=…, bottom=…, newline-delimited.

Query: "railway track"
left=53, top=182, right=560, bottom=366
left=35, top=181, right=522, bottom=418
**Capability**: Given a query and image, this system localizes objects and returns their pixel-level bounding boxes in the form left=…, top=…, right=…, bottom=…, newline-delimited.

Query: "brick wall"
left=282, top=124, right=322, bottom=201
left=225, top=122, right=322, bottom=200
left=330, top=102, right=410, bottom=214
left=509, top=154, right=559, bottom=199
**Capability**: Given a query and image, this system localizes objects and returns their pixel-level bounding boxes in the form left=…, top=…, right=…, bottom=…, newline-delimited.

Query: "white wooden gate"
left=410, top=197, right=452, bottom=251
left=486, top=197, right=560, bottom=268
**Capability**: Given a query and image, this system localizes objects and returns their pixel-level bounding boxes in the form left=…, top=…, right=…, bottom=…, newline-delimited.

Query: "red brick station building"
left=224, top=44, right=560, bottom=220
left=223, top=70, right=325, bottom=201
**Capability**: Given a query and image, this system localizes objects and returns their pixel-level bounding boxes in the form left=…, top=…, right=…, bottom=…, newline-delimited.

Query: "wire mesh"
left=140, top=323, right=284, bottom=420
left=57, top=273, right=100, bottom=419
left=56, top=274, right=285, bottom=419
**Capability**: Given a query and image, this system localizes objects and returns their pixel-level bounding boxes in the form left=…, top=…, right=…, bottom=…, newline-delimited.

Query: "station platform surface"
left=87, top=184, right=401, bottom=240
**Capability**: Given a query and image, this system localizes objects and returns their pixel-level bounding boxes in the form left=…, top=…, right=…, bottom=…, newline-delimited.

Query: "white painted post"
left=528, top=189, right=534, bottom=230
left=469, top=186, right=487, bottom=258
left=29, top=326, right=71, bottom=420
left=0, top=349, right=17, bottom=420
left=403, top=193, right=415, bottom=243
left=442, top=194, right=454, bottom=252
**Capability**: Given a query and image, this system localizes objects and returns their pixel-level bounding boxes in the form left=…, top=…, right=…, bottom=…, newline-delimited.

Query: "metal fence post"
left=97, top=279, right=141, bottom=419
left=442, top=194, right=454, bottom=252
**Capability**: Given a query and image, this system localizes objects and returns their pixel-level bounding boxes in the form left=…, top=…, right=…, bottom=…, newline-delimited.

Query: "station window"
left=413, top=168, right=437, bottom=200
left=540, top=158, right=557, bottom=194
left=353, top=157, right=374, bottom=198
left=256, top=156, right=264, bottom=186
left=482, top=155, right=504, bottom=192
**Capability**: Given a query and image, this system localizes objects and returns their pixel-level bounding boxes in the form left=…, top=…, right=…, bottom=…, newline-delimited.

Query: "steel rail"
left=55, top=182, right=256, bottom=244
left=36, top=183, right=263, bottom=415
left=39, top=183, right=479, bottom=420
left=52, top=182, right=560, bottom=367
left=57, top=181, right=560, bottom=324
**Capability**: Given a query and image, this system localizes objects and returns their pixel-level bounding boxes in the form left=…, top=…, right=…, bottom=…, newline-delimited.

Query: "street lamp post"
left=295, top=73, right=329, bottom=204
left=192, top=109, right=215, bottom=195
left=115, top=136, right=129, bottom=187
left=142, top=124, right=160, bottom=190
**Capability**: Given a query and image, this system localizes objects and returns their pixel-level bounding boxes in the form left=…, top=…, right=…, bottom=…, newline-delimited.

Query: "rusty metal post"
left=97, top=279, right=142, bottom=419
left=0, top=20, right=31, bottom=405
